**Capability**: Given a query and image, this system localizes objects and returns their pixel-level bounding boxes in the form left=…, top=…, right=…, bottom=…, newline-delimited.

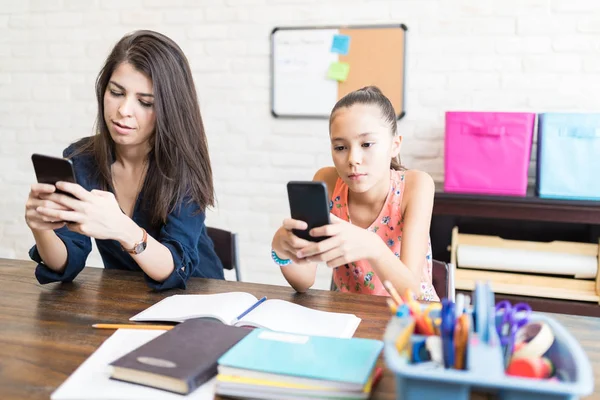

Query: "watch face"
left=134, top=241, right=147, bottom=254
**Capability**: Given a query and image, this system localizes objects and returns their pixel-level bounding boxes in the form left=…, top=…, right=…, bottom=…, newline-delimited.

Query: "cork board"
left=270, top=24, right=407, bottom=119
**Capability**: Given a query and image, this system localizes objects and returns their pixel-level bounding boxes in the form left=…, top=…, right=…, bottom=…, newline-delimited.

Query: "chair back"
left=432, top=259, right=455, bottom=301
left=206, top=227, right=241, bottom=281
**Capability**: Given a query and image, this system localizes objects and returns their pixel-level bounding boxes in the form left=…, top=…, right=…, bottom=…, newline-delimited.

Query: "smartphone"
left=31, top=153, right=77, bottom=197
left=287, top=181, right=331, bottom=242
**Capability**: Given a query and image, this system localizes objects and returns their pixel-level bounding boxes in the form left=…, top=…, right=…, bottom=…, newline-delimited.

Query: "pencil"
left=386, top=298, right=397, bottom=314
left=92, top=324, right=175, bottom=330
left=372, top=367, right=384, bottom=389
left=383, top=280, right=404, bottom=306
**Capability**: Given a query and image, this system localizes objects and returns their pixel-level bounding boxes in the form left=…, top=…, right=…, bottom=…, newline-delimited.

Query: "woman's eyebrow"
left=109, top=80, right=154, bottom=98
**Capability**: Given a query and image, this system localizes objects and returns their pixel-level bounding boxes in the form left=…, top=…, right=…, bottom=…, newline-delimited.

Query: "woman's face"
left=103, top=62, right=156, bottom=149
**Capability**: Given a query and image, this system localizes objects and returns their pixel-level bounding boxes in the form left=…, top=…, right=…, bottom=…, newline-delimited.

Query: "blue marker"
left=233, top=296, right=267, bottom=323
left=441, top=299, right=456, bottom=369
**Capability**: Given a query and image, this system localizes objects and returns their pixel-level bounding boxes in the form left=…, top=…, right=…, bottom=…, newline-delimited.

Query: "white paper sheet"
left=51, top=329, right=215, bottom=400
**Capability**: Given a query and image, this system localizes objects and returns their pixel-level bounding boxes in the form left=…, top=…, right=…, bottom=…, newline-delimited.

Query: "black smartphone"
left=287, top=181, right=331, bottom=242
left=31, top=153, right=77, bottom=197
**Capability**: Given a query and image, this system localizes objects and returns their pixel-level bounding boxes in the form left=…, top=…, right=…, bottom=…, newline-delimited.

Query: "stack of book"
left=216, top=329, right=384, bottom=400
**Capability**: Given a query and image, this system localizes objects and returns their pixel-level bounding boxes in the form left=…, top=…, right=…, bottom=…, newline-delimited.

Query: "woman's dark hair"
left=329, top=86, right=404, bottom=171
left=75, top=30, right=214, bottom=224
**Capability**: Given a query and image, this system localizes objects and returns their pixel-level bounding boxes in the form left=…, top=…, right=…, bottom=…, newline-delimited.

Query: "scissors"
left=495, top=300, right=531, bottom=365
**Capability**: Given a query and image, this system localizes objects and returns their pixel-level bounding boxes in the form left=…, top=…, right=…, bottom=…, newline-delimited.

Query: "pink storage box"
left=444, top=112, right=536, bottom=196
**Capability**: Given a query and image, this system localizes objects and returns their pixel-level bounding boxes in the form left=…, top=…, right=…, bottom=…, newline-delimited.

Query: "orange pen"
left=454, top=314, right=469, bottom=370
left=403, top=289, right=435, bottom=336
left=422, top=303, right=442, bottom=337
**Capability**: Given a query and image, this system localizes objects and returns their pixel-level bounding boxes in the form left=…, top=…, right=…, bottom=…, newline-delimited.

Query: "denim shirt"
left=29, top=139, right=224, bottom=290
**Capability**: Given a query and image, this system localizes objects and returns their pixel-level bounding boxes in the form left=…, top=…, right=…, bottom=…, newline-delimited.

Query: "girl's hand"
left=297, top=214, right=382, bottom=268
left=272, top=218, right=314, bottom=265
left=25, top=183, right=70, bottom=231
left=36, top=181, right=129, bottom=240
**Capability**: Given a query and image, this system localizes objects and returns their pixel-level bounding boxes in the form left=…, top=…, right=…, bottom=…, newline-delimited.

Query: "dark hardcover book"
left=109, top=318, right=251, bottom=394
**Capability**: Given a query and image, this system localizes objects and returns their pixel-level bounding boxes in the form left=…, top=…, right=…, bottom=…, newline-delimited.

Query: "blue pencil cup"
left=536, top=113, right=600, bottom=201
left=384, top=313, right=593, bottom=400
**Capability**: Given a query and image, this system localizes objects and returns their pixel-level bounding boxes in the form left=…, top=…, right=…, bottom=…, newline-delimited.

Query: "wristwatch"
left=122, top=228, right=148, bottom=255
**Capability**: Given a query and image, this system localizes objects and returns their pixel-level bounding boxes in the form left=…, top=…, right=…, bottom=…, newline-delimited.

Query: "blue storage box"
left=537, top=113, right=600, bottom=201
left=384, top=313, right=593, bottom=400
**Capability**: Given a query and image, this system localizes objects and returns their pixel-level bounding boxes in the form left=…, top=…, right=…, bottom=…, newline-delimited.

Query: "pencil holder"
left=384, top=311, right=593, bottom=399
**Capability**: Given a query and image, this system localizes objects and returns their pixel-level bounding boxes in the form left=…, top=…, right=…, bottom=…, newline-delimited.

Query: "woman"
left=25, top=30, right=224, bottom=290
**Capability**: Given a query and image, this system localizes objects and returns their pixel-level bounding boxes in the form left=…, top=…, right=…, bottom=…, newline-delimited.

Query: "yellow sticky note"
left=327, top=62, right=350, bottom=82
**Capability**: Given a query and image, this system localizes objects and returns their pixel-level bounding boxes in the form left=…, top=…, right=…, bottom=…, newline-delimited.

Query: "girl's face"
left=330, top=104, right=401, bottom=193
left=103, top=62, right=156, bottom=150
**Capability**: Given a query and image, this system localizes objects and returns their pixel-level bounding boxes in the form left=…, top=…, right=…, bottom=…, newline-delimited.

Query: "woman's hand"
left=296, top=214, right=382, bottom=268
left=272, top=218, right=314, bottom=265
left=25, top=183, right=70, bottom=231
left=36, top=181, right=129, bottom=240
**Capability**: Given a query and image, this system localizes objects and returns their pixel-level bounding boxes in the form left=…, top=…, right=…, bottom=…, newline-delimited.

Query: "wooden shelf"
left=433, top=185, right=600, bottom=225
left=455, top=269, right=600, bottom=303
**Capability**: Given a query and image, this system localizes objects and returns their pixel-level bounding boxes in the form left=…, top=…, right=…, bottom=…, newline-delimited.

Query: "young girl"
left=271, top=86, right=438, bottom=301
left=24, top=30, right=223, bottom=290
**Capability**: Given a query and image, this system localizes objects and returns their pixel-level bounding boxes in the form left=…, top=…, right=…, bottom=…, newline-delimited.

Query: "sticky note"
left=331, top=34, right=350, bottom=55
left=327, top=62, right=350, bottom=82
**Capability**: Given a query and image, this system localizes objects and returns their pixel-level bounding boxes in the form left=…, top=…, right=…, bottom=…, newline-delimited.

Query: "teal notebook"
left=217, top=329, right=383, bottom=386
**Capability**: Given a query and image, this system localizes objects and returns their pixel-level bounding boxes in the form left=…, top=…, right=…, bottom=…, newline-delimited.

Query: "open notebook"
left=130, top=293, right=361, bottom=338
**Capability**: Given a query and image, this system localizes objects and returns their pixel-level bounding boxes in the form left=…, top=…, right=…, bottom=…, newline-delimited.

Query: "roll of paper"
left=456, top=245, right=598, bottom=279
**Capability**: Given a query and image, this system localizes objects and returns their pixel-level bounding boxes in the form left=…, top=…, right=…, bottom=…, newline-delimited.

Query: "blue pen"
left=441, top=299, right=456, bottom=369
left=233, top=296, right=267, bottom=323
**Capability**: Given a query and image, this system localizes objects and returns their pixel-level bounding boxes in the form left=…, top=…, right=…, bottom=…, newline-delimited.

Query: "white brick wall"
left=1, top=0, right=599, bottom=289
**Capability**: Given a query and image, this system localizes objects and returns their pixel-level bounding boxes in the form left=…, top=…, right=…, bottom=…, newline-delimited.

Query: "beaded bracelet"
left=271, top=249, right=292, bottom=266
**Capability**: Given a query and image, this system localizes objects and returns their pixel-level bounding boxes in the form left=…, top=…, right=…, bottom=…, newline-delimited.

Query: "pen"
left=413, top=311, right=433, bottom=336
left=92, top=324, right=174, bottom=330
left=403, top=289, right=416, bottom=305
left=233, top=296, right=267, bottom=323
left=423, top=303, right=442, bottom=336
left=441, top=299, right=456, bottom=369
left=454, top=314, right=469, bottom=370
left=455, top=293, right=465, bottom=318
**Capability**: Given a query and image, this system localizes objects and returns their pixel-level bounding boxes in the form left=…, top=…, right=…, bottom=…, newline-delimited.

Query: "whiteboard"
left=271, top=28, right=340, bottom=118
left=270, top=25, right=408, bottom=119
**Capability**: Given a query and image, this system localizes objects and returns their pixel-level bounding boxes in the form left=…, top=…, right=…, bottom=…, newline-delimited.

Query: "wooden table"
left=1, top=258, right=599, bottom=400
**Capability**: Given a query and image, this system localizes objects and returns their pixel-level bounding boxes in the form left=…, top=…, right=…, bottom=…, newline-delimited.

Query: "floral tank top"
left=330, top=170, right=439, bottom=302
